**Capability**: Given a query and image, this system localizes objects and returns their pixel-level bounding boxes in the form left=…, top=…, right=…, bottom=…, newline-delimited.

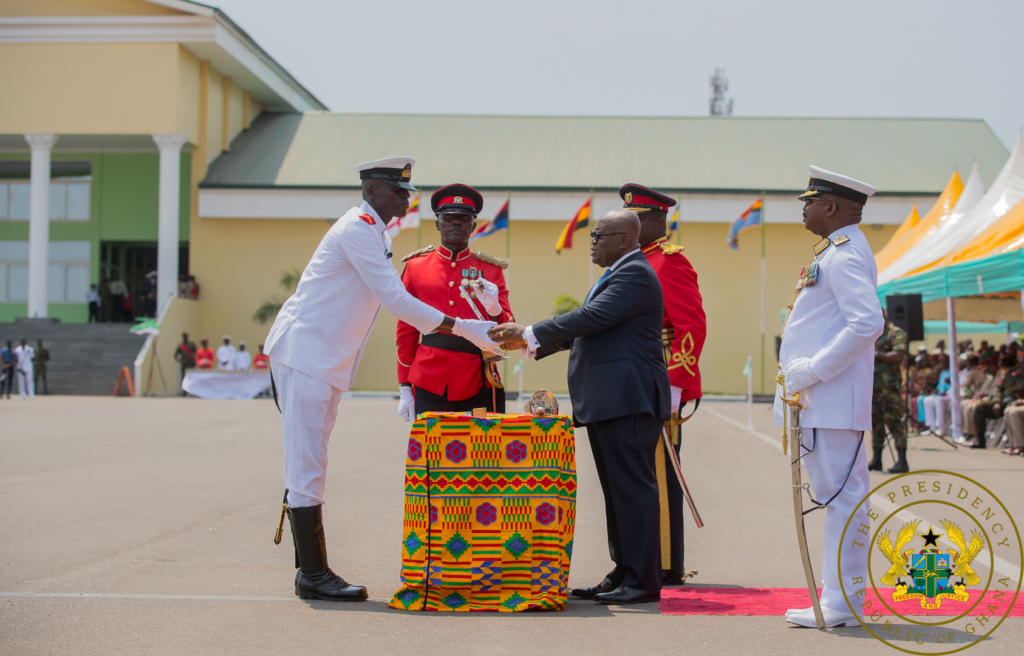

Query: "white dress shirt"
left=265, top=201, right=445, bottom=390
left=774, top=226, right=884, bottom=430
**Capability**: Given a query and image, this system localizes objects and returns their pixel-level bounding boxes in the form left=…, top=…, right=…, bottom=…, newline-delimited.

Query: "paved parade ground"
left=2, top=396, right=1022, bottom=655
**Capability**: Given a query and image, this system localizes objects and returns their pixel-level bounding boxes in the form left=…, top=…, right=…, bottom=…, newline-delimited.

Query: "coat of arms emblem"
left=876, top=520, right=982, bottom=609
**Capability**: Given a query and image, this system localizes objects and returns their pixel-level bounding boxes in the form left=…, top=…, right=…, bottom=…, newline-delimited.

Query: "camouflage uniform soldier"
left=869, top=321, right=908, bottom=473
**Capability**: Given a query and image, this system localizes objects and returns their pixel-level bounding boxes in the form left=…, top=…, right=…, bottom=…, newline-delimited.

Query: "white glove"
left=783, top=357, right=821, bottom=394
left=472, top=278, right=501, bottom=316
left=397, top=386, right=415, bottom=422
left=452, top=318, right=499, bottom=351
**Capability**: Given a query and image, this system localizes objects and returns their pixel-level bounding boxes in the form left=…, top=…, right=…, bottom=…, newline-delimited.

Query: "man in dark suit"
left=490, top=209, right=671, bottom=604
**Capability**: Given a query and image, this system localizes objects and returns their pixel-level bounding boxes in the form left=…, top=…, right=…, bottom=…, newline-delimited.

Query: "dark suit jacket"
left=533, top=250, right=671, bottom=424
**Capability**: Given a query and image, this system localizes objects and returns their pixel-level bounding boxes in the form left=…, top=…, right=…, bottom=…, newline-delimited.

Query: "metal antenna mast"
left=709, top=68, right=734, bottom=116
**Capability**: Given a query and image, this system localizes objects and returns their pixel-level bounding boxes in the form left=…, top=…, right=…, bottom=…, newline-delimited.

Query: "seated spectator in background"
left=1001, top=357, right=1024, bottom=455
left=87, top=284, right=101, bottom=323
left=969, top=354, right=1021, bottom=448
left=910, top=355, right=936, bottom=431
left=961, top=355, right=998, bottom=445
left=252, top=344, right=270, bottom=371
left=913, top=345, right=929, bottom=369
left=196, top=339, right=214, bottom=370
left=959, top=354, right=984, bottom=397
left=234, top=342, right=252, bottom=372
left=921, top=355, right=951, bottom=433
left=216, top=336, right=236, bottom=371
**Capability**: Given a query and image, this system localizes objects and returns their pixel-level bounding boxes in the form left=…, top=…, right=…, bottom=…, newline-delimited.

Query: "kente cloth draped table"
left=389, top=412, right=577, bottom=612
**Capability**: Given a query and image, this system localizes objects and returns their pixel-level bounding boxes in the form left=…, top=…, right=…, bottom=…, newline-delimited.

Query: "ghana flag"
left=727, top=197, right=763, bottom=250
left=555, top=198, right=591, bottom=253
left=470, top=199, right=509, bottom=242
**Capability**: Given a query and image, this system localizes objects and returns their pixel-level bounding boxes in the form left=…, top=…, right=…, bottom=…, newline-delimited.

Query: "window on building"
left=0, top=161, right=92, bottom=222
left=0, top=240, right=91, bottom=303
left=0, top=179, right=91, bottom=221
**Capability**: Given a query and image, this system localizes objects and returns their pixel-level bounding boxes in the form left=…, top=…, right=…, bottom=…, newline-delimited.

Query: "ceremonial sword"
left=662, top=414, right=704, bottom=528
left=776, top=372, right=825, bottom=629
left=458, top=282, right=506, bottom=411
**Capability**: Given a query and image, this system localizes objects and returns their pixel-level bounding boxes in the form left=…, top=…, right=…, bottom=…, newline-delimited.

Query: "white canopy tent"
left=879, top=135, right=1024, bottom=284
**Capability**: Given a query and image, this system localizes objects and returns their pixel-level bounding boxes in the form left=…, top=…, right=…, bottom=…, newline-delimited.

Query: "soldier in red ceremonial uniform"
left=621, top=183, right=706, bottom=586
left=396, top=184, right=514, bottom=419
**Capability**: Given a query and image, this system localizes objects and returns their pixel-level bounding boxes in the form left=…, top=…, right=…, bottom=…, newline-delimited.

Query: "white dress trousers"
left=273, top=361, right=343, bottom=508
left=801, top=427, right=871, bottom=613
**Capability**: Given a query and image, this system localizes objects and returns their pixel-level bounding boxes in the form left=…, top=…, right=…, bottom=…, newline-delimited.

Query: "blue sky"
left=217, top=0, right=1022, bottom=150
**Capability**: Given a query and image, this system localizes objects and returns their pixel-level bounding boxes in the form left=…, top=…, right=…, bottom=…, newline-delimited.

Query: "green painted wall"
left=0, top=150, right=191, bottom=322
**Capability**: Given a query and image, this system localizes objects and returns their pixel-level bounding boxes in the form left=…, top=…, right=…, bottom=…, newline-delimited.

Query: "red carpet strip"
left=660, top=587, right=1021, bottom=617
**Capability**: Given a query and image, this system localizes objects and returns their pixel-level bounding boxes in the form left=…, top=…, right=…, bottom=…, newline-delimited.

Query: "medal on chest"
left=461, top=267, right=480, bottom=297
left=796, top=262, right=819, bottom=289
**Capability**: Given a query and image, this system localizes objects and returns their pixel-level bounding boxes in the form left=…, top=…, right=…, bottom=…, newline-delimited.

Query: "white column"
left=153, top=134, right=189, bottom=313
left=25, top=133, right=58, bottom=318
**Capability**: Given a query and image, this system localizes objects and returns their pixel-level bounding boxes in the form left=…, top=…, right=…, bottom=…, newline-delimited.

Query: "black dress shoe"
left=295, top=568, right=368, bottom=601
left=570, top=577, right=618, bottom=599
left=594, top=585, right=661, bottom=605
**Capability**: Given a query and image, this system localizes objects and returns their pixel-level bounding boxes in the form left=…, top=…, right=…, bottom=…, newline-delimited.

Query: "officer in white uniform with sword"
left=264, top=157, right=499, bottom=602
left=776, top=166, right=884, bottom=628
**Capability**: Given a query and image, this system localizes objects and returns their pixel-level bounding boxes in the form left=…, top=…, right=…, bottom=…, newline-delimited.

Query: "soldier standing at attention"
left=620, top=183, right=706, bottom=586
left=195, top=339, right=214, bottom=370
left=777, top=166, right=884, bottom=628
left=33, top=339, right=50, bottom=395
left=869, top=315, right=908, bottom=473
left=174, top=333, right=197, bottom=395
left=396, top=184, right=514, bottom=419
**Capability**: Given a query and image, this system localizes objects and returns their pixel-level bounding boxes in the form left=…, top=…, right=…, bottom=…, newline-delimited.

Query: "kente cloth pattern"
left=389, top=412, right=577, bottom=612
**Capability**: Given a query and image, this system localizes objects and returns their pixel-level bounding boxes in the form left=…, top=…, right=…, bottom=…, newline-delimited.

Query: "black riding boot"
left=288, top=505, right=367, bottom=601
left=887, top=448, right=909, bottom=474
left=867, top=447, right=884, bottom=471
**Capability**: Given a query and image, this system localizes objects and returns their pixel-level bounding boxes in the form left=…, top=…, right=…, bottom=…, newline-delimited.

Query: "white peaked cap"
left=354, top=156, right=415, bottom=172
left=799, top=165, right=877, bottom=204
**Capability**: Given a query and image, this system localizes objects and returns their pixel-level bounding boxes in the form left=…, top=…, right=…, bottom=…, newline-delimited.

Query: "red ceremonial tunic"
left=397, top=245, right=514, bottom=401
left=196, top=348, right=215, bottom=370
left=643, top=238, right=706, bottom=402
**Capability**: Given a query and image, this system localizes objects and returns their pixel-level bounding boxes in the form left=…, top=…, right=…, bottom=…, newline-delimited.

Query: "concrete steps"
left=0, top=319, right=146, bottom=396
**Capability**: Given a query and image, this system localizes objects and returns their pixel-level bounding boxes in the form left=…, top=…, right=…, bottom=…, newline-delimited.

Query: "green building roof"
left=201, top=113, right=1009, bottom=194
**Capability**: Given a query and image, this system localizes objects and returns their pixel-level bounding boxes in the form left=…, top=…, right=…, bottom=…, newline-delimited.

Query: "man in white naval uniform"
left=264, top=157, right=497, bottom=602
left=216, top=336, right=236, bottom=371
left=777, top=166, right=884, bottom=628
left=14, top=339, right=35, bottom=399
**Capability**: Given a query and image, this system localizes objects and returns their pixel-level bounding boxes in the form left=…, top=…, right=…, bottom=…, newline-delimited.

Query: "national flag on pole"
left=727, top=197, right=763, bottom=250
left=386, top=194, right=420, bottom=238
left=470, top=199, right=509, bottom=242
left=555, top=198, right=591, bottom=253
left=667, top=207, right=680, bottom=241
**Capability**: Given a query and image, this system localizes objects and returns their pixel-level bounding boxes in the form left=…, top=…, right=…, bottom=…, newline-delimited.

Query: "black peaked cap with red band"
left=431, top=184, right=484, bottom=216
left=618, top=183, right=677, bottom=214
